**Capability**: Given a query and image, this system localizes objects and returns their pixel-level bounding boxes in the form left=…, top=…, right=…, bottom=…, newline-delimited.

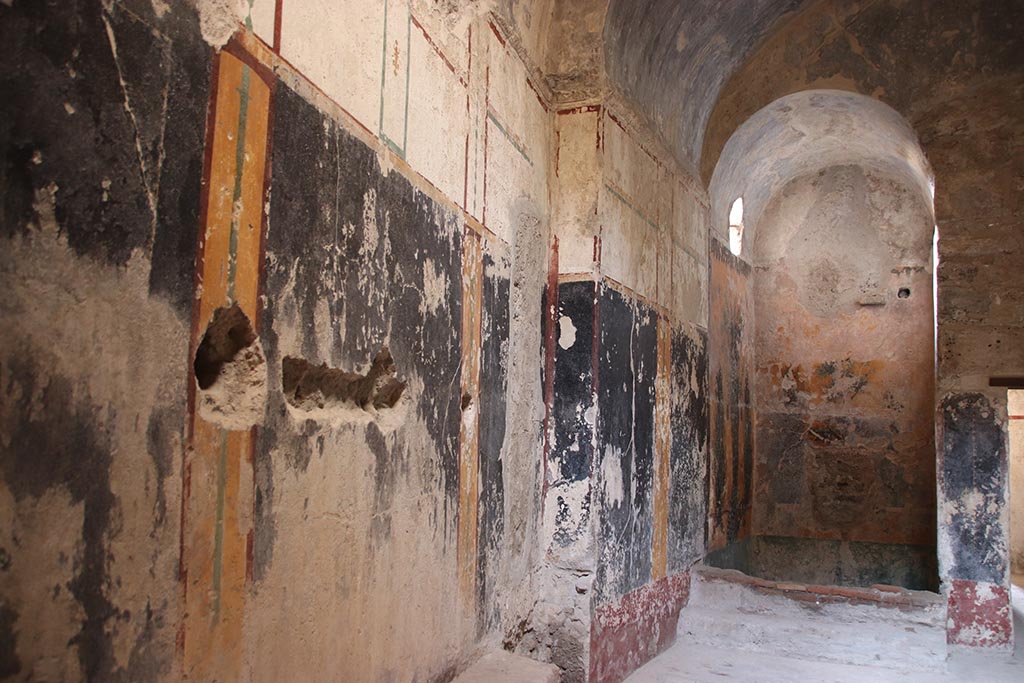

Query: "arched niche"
left=710, top=90, right=934, bottom=257
left=708, top=90, right=939, bottom=590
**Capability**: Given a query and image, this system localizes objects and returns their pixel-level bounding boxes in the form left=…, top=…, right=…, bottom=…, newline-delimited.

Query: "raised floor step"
left=453, top=651, right=561, bottom=683
left=678, top=565, right=948, bottom=671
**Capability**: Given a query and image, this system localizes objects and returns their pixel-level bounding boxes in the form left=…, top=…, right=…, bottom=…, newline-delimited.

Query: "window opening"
left=729, top=197, right=744, bottom=256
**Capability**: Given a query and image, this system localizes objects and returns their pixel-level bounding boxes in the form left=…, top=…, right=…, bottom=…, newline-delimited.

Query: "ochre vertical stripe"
left=652, top=315, right=671, bottom=580
left=183, top=49, right=271, bottom=682
left=457, top=228, right=483, bottom=617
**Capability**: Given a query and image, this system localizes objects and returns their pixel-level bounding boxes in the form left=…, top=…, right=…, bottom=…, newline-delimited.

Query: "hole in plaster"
left=193, top=304, right=267, bottom=429
left=194, top=303, right=257, bottom=389
left=281, top=347, right=406, bottom=414
left=461, top=392, right=473, bottom=411
left=558, top=315, right=577, bottom=350
left=728, top=197, right=744, bottom=256
left=898, top=287, right=911, bottom=299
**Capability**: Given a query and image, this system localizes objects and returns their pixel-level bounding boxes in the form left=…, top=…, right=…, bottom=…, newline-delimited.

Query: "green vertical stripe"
left=211, top=430, right=229, bottom=623
left=227, top=65, right=252, bottom=303
left=211, top=62, right=252, bottom=623
left=401, top=5, right=410, bottom=154
left=378, top=0, right=410, bottom=159
left=379, top=0, right=388, bottom=137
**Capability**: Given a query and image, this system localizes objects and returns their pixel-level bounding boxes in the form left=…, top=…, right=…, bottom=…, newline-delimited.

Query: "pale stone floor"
left=626, top=583, right=1024, bottom=683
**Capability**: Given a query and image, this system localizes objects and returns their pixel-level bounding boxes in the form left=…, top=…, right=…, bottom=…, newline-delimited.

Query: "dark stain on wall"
left=0, top=0, right=151, bottom=263
left=255, top=82, right=463, bottom=577
left=941, top=392, right=1007, bottom=584
left=754, top=406, right=938, bottom=588
left=0, top=2, right=208, bottom=677
left=0, top=0, right=210, bottom=315
left=0, top=604, right=20, bottom=679
left=756, top=412, right=804, bottom=505
left=147, top=406, right=184, bottom=529
left=366, top=420, right=395, bottom=543
left=594, top=287, right=656, bottom=604
left=746, top=536, right=938, bottom=590
left=758, top=412, right=930, bottom=532
left=667, top=325, right=708, bottom=573
left=707, top=240, right=753, bottom=553
left=251, top=422, right=277, bottom=583
left=711, top=371, right=726, bottom=541
left=144, top=9, right=212, bottom=313
left=477, top=249, right=510, bottom=631
left=0, top=357, right=119, bottom=680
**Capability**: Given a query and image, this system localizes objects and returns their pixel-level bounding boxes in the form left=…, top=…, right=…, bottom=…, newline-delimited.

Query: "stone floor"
left=626, top=583, right=1024, bottom=682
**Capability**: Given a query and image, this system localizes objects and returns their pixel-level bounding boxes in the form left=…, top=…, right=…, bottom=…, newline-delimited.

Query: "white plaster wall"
left=484, top=24, right=550, bottom=242
left=246, top=0, right=276, bottom=45
left=596, top=108, right=708, bottom=328
left=552, top=110, right=601, bottom=276
left=406, top=23, right=470, bottom=205
left=280, top=0, right=386, bottom=135
left=267, top=0, right=553, bottom=246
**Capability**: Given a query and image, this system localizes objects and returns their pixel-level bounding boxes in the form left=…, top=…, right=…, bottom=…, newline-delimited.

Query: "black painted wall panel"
left=594, top=286, right=657, bottom=605
left=256, top=83, right=463, bottom=577
left=477, top=249, right=510, bottom=630
left=667, top=325, right=709, bottom=573
left=545, top=280, right=596, bottom=554
left=0, top=0, right=212, bottom=313
left=552, top=281, right=597, bottom=484
left=941, top=392, right=1007, bottom=584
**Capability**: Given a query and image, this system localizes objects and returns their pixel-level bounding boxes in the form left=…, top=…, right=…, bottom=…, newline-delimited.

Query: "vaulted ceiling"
left=603, top=0, right=812, bottom=173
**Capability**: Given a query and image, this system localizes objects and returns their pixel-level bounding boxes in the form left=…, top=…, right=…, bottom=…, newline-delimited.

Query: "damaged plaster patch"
left=1, top=184, right=187, bottom=679
left=543, top=479, right=592, bottom=562
left=151, top=0, right=171, bottom=18
left=601, top=448, right=624, bottom=508
left=508, top=564, right=591, bottom=683
left=419, top=0, right=496, bottom=34
left=194, top=304, right=267, bottom=430
left=282, top=347, right=406, bottom=415
left=190, top=0, right=245, bottom=48
left=421, top=258, right=447, bottom=315
left=558, top=315, right=577, bottom=350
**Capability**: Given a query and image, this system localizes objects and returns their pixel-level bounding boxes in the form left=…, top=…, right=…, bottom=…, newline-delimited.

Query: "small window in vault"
left=728, top=197, right=744, bottom=256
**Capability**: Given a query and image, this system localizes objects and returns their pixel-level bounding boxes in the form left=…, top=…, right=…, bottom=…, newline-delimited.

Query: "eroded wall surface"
left=752, top=166, right=937, bottom=590
left=0, top=1, right=211, bottom=679
left=538, top=101, right=710, bottom=683
left=706, top=240, right=754, bottom=561
left=0, top=0, right=555, bottom=679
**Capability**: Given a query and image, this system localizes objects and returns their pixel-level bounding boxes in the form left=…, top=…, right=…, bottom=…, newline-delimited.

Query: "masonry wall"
left=0, top=2, right=211, bottom=679
left=0, top=1, right=723, bottom=681
left=0, top=0, right=554, bottom=679
left=552, top=106, right=709, bottom=683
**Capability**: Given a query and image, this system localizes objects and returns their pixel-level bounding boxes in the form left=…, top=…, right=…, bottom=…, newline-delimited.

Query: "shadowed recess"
left=282, top=347, right=406, bottom=412
left=194, top=304, right=258, bottom=390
